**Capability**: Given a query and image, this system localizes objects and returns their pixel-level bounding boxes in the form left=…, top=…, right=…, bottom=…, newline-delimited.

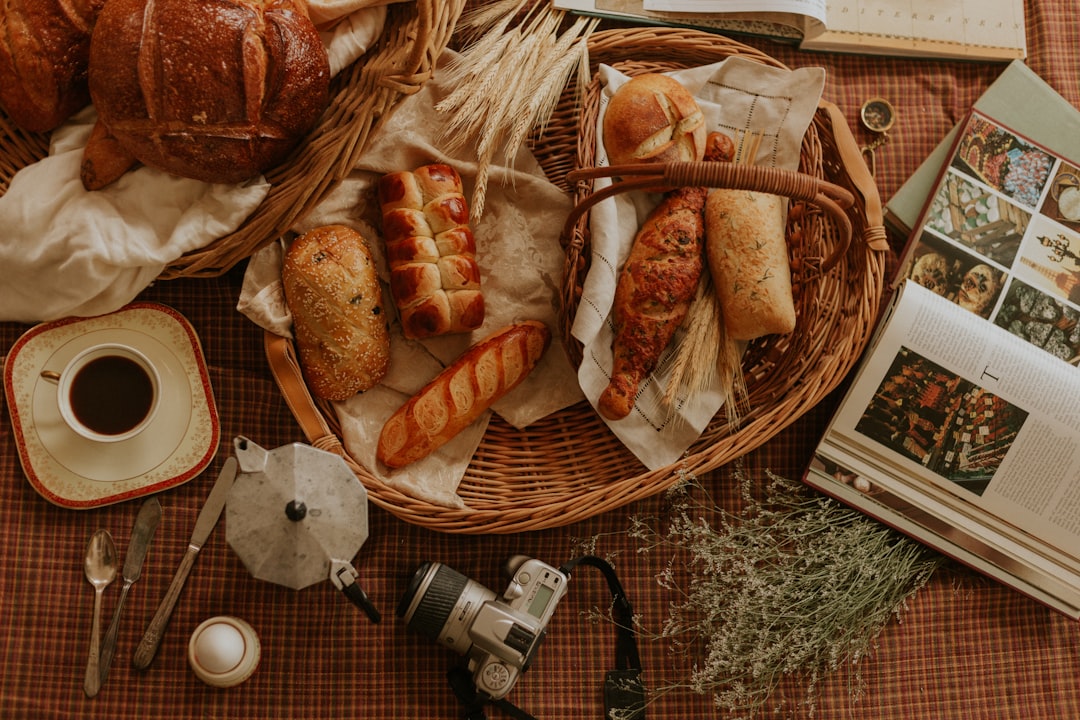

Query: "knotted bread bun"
left=87, top=0, right=330, bottom=184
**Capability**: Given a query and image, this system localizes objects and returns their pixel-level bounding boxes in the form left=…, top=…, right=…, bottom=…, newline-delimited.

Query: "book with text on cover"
left=806, top=110, right=1080, bottom=620
left=553, top=0, right=1026, bottom=61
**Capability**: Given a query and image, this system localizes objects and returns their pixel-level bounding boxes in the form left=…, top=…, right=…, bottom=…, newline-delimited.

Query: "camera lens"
left=397, top=562, right=468, bottom=640
left=397, top=561, right=497, bottom=656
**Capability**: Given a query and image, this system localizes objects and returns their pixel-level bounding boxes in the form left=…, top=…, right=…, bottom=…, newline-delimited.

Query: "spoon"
left=83, top=529, right=118, bottom=698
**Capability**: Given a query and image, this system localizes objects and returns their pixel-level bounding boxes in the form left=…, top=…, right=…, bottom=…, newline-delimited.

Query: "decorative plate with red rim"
left=3, top=302, right=219, bottom=508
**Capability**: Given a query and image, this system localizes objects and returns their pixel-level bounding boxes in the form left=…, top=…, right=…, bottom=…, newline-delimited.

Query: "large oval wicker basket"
left=0, top=0, right=466, bottom=278
left=266, top=26, right=891, bottom=534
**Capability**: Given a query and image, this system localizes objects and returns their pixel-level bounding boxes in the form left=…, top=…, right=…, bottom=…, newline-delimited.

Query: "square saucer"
left=3, top=302, right=219, bottom=508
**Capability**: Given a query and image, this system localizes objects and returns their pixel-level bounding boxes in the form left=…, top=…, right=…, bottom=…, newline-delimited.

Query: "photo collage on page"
left=901, top=111, right=1080, bottom=365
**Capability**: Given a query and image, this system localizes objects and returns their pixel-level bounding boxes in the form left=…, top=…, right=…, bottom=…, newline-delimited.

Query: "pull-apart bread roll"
left=0, top=0, right=105, bottom=131
left=706, top=189, right=795, bottom=341
left=86, top=0, right=330, bottom=186
left=283, top=225, right=391, bottom=402
left=377, top=164, right=485, bottom=339
left=600, top=186, right=707, bottom=421
left=377, top=321, right=550, bottom=468
left=602, top=73, right=706, bottom=166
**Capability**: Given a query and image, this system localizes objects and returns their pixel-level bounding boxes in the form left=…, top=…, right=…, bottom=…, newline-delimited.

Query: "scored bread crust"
left=376, top=321, right=550, bottom=468
left=602, top=73, right=707, bottom=167
left=0, top=0, right=106, bottom=132
left=87, top=0, right=330, bottom=184
left=283, top=225, right=391, bottom=402
left=377, top=164, right=485, bottom=339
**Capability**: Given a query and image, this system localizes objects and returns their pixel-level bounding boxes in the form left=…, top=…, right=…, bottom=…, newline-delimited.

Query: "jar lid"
left=188, top=616, right=261, bottom=688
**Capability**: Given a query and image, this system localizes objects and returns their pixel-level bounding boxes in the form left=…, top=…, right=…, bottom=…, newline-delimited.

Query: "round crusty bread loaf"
left=0, top=0, right=105, bottom=132
left=87, top=0, right=329, bottom=184
left=602, top=73, right=707, bottom=167
left=283, top=225, right=391, bottom=401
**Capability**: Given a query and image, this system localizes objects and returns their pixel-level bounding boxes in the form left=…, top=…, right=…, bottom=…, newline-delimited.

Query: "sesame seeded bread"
left=282, top=225, right=391, bottom=401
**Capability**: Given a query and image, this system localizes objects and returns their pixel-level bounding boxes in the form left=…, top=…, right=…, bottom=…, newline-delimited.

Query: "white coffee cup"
left=40, top=343, right=161, bottom=443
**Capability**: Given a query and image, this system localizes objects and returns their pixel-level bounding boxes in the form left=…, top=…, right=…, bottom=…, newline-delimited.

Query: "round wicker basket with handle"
left=263, top=26, right=891, bottom=534
left=0, top=0, right=467, bottom=279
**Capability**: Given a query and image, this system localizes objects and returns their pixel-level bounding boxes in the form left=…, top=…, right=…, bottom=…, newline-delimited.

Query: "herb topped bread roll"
left=282, top=225, right=391, bottom=401
left=706, top=189, right=795, bottom=341
left=602, top=73, right=707, bottom=167
left=377, top=164, right=485, bottom=339
left=599, top=186, right=707, bottom=421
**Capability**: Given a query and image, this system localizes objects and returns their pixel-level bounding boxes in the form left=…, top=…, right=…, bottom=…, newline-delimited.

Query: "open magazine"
left=553, top=0, right=1026, bottom=61
left=806, top=110, right=1080, bottom=620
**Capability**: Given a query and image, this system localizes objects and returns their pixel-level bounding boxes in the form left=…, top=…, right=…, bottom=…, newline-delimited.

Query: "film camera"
left=397, top=555, right=568, bottom=700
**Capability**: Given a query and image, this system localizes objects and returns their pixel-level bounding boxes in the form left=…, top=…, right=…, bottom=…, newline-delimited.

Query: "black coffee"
left=70, top=355, right=154, bottom=436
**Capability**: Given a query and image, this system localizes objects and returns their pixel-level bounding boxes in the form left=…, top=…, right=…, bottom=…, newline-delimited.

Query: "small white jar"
left=188, top=616, right=261, bottom=688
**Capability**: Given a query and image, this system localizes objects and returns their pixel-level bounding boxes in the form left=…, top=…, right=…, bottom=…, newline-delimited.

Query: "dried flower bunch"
left=626, top=466, right=943, bottom=717
left=436, top=0, right=597, bottom=220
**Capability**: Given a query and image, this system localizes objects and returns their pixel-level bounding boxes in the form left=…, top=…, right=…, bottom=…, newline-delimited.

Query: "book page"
left=826, top=281, right=1080, bottom=560
left=801, top=0, right=1026, bottom=59
left=897, top=110, right=1080, bottom=366
left=643, top=0, right=827, bottom=25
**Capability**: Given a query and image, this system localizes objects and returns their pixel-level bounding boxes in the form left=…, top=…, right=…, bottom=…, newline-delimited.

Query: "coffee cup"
left=40, top=343, right=160, bottom=443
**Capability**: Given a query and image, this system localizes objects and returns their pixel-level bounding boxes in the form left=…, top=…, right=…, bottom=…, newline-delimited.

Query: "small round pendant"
left=860, top=98, right=896, bottom=134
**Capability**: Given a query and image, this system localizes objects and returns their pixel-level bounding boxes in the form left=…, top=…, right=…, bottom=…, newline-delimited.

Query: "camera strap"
left=446, top=555, right=645, bottom=720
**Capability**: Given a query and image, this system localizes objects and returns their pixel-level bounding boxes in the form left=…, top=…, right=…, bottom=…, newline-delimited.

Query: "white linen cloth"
left=0, top=2, right=394, bottom=323
left=237, top=54, right=585, bottom=509
left=572, top=58, right=826, bottom=471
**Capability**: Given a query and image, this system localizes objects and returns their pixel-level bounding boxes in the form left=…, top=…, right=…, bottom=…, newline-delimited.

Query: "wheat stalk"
left=662, top=132, right=767, bottom=422
left=435, top=3, right=595, bottom=221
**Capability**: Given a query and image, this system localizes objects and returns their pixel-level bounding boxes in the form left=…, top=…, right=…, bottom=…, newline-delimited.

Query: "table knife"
left=93, top=496, right=162, bottom=694
left=132, top=457, right=238, bottom=671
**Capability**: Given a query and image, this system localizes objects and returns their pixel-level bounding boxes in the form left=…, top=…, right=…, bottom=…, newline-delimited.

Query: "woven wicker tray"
left=0, top=0, right=466, bottom=279
left=268, top=26, right=891, bottom=534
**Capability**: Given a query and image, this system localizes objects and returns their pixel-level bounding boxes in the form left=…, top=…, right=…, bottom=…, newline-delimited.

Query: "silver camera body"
left=397, top=555, right=569, bottom=699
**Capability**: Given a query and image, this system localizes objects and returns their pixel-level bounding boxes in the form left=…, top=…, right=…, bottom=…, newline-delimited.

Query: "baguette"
left=377, top=164, right=485, bottom=339
left=599, top=186, right=707, bottom=420
left=282, top=225, right=391, bottom=401
left=377, top=321, right=550, bottom=468
left=705, top=189, right=795, bottom=340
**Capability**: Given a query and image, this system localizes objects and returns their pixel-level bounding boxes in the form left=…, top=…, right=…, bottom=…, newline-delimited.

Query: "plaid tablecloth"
left=3, top=2, right=1080, bottom=718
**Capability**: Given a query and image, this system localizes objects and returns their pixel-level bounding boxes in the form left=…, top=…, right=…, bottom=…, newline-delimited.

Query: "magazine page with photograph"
left=806, top=280, right=1080, bottom=619
left=897, top=110, right=1080, bottom=365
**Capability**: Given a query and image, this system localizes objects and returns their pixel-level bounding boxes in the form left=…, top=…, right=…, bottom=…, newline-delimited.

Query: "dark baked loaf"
left=86, top=0, right=330, bottom=185
left=0, top=0, right=105, bottom=132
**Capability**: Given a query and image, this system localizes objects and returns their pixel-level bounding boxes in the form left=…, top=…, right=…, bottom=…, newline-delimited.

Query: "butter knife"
left=93, top=496, right=162, bottom=694
left=132, top=457, right=238, bottom=670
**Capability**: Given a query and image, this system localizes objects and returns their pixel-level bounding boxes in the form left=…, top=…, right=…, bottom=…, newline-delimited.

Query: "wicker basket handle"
left=263, top=330, right=350, bottom=457
left=563, top=162, right=855, bottom=273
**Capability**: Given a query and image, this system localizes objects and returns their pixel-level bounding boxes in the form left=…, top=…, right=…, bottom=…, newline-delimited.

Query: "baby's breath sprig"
left=628, top=464, right=944, bottom=717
